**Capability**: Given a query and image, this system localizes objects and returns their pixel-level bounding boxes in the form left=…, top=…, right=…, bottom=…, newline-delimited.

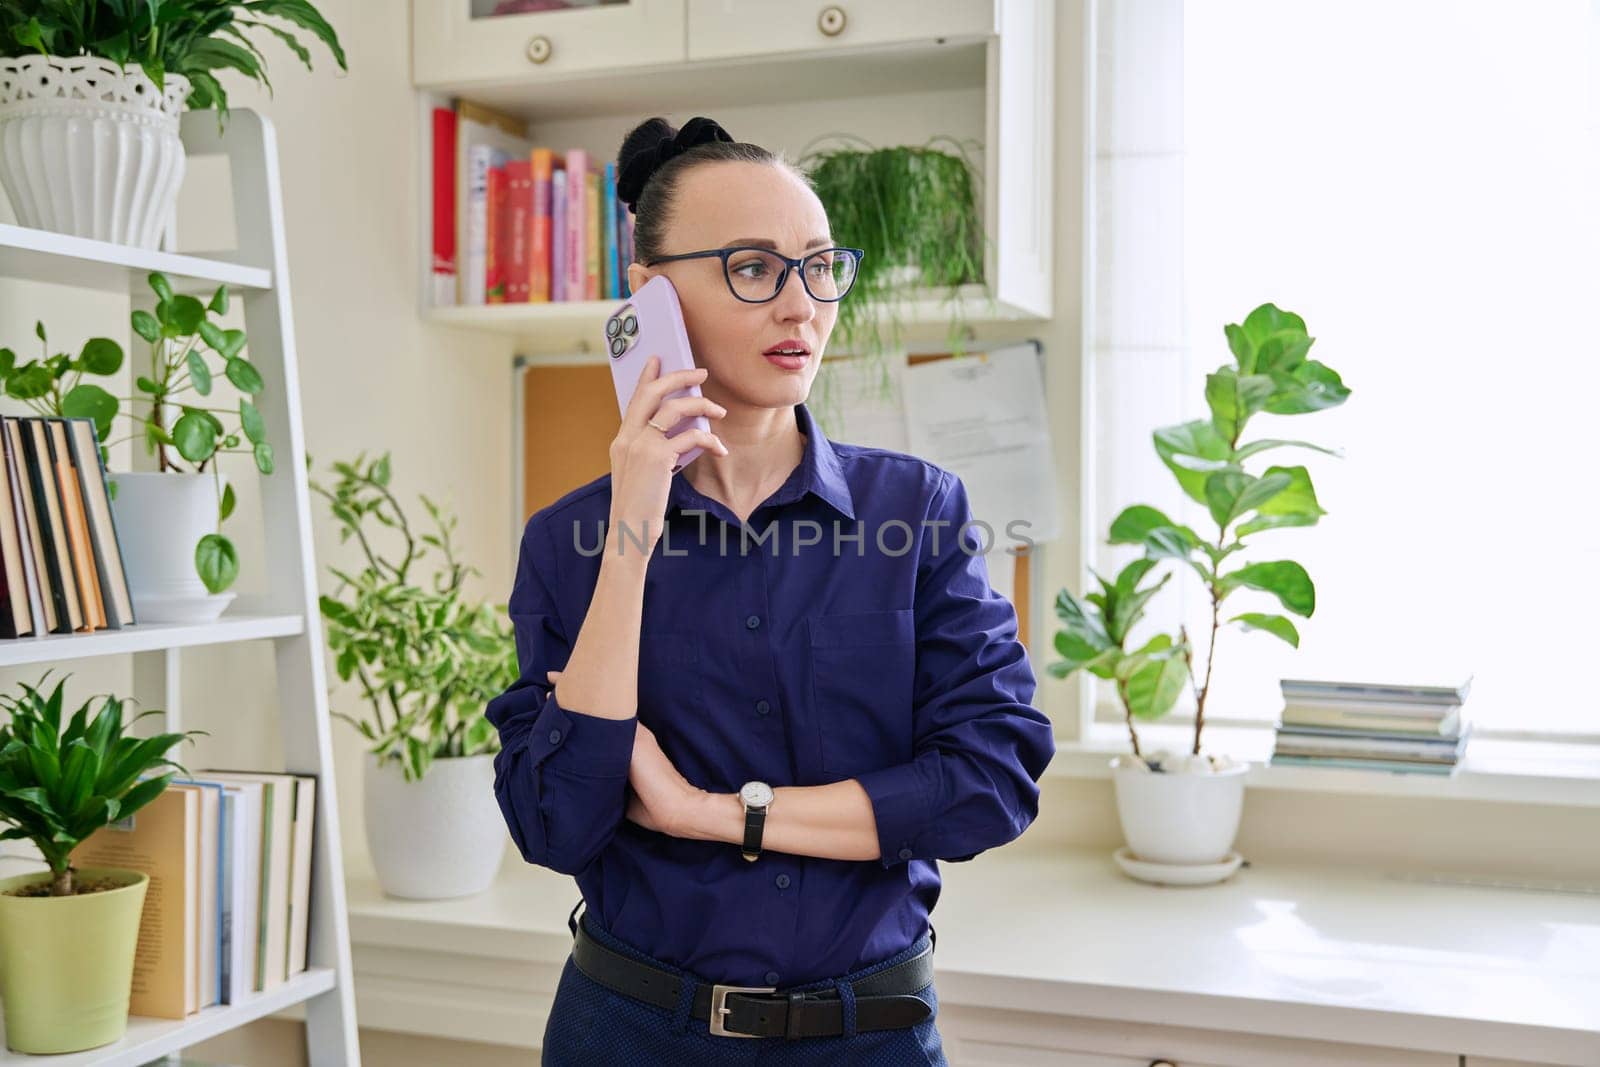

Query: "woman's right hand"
left=608, top=354, right=727, bottom=557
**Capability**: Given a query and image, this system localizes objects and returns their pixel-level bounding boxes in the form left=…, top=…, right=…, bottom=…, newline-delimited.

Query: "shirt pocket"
left=808, top=608, right=917, bottom=777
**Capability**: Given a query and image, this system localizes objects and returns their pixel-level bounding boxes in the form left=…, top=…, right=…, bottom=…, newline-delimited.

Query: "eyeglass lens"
left=725, top=249, right=857, bottom=302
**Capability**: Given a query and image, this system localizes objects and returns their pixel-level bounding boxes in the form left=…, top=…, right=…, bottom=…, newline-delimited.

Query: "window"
left=1087, top=0, right=1600, bottom=741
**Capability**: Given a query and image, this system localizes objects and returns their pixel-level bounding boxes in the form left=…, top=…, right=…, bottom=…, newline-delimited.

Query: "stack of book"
left=0, top=414, right=134, bottom=637
left=76, top=771, right=317, bottom=1018
left=431, top=100, right=636, bottom=307
left=1269, top=676, right=1474, bottom=776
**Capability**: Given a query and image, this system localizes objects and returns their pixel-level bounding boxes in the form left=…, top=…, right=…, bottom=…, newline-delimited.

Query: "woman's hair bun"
left=616, top=116, right=735, bottom=214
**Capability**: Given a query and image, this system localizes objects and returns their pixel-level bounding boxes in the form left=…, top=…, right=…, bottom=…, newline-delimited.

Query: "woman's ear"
left=626, top=263, right=650, bottom=297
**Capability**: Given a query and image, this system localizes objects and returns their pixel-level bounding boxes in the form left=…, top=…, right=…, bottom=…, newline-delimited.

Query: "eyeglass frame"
left=641, top=245, right=866, bottom=304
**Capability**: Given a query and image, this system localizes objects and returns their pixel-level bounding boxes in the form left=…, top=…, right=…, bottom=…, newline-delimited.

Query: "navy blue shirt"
left=486, top=400, right=1055, bottom=988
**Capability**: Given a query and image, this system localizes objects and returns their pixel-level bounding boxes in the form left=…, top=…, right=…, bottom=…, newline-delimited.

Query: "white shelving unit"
left=411, top=0, right=1055, bottom=359
left=0, top=110, right=360, bottom=1064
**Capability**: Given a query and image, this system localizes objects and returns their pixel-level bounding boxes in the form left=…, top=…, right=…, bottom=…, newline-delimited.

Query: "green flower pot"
left=0, top=867, right=149, bottom=1053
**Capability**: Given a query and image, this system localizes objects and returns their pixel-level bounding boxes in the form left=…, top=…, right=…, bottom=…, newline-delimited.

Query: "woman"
left=485, top=115, right=1056, bottom=1064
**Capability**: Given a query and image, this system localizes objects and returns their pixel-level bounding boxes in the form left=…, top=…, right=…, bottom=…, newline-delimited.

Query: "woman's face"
left=625, top=161, right=837, bottom=414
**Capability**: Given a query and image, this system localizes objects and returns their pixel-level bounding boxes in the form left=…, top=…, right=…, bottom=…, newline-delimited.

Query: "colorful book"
left=77, top=784, right=200, bottom=1019
left=505, top=159, right=532, bottom=303
left=530, top=148, right=554, bottom=303
left=565, top=148, right=588, bottom=301
left=431, top=106, right=458, bottom=306
left=551, top=165, right=567, bottom=302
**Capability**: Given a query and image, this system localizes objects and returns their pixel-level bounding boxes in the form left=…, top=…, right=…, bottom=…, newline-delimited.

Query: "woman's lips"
left=763, top=351, right=809, bottom=370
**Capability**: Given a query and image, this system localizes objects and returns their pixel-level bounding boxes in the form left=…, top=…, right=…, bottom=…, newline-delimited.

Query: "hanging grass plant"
left=797, top=135, right=996, bottom=432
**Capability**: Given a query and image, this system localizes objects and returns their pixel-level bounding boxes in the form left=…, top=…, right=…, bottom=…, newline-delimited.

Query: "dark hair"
left=616, top=116, right=807, bottom=267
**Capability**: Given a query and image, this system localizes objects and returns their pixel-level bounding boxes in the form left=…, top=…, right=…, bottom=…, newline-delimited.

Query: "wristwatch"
left=738, top=780, right=775, bottom=862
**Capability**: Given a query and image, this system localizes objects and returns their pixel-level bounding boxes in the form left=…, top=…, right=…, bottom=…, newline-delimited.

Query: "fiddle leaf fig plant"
left=312, top=452, right=516, bottom=783
left=1050, top=303, right=1351, bottom=766
left=0, top=671, right=204, bottom=897
left=0, top=270, right=274, bottom=595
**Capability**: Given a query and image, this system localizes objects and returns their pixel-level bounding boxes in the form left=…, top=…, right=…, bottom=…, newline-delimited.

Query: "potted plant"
left=0, top=0, right=346, bottom=248
left=1, top=269, right=276, bottom=622
left=0, top=672, right=202, bottom=1053
left=1050, top=303, right=1350, bottom=884
left=312, top=452, right=518, bottom=900
left=798, top=134, right=997, bottom=430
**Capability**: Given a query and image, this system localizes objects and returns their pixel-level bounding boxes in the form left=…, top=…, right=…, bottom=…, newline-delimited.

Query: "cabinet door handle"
left=817, top=5, right=847, bottom=38
left=1149, top=1061, right=1178, bottom=1066
left=526, top=35, right=552, bottom=64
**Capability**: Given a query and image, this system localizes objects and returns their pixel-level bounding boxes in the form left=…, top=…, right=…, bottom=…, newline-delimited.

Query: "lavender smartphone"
left=606, top=274, right=708, bottom=474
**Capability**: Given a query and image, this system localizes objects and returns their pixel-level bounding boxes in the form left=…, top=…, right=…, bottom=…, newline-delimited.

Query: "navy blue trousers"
left=541, top=910, right=950, bottom=1065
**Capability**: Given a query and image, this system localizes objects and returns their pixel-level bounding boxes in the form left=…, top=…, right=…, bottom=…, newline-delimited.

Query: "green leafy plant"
left=0, top=0, right=347, bottom=123
left=798, top=136, right=998, bottom=431
left=0, top=270, right=274, bottom=595
left=312, top=452, right=517, bottom=783
left=0, top=672, right=204, bottom=896
left=1050, top=304, right=1351, bottom=765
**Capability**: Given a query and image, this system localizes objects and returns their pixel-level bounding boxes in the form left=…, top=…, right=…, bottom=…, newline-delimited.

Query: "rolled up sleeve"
left=853, top=470, right=1056, bottom=868
left=485, top=515, right=636, bottom=876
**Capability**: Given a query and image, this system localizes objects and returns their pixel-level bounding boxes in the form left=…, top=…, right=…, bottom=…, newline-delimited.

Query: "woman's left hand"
left=546, top=670, right=703, bottom=837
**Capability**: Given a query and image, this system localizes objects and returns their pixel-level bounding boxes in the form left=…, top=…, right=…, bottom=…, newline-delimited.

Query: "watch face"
left=741, top=781, right=774, bottom=808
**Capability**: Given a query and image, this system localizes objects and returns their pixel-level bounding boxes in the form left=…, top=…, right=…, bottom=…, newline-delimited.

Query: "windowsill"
left=1045, top=722, right=1600, bottom=808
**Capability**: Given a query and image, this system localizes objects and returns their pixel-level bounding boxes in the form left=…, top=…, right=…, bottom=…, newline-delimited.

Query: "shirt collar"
left=666, top=401, right=856, bottom=522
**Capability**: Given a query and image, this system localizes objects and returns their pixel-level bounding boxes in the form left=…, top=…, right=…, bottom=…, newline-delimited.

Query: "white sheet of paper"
left=904, top=342, right=1062, bottom=545
left=819, top=351, right=910, bottom=452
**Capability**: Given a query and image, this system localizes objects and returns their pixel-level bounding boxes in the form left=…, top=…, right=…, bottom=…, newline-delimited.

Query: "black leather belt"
left=565, top=902, right=937, bottom=1039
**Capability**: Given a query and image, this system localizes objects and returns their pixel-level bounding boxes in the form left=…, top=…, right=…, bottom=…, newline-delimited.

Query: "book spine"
left=18, top=419, right=76, bottom=632
left=566, top=148, right=587, bottom=301
left=530, top=148, right=553, bottom=303
left=465, top=144, right=492, bottom=306
left=486, top=156, right=507, bottom=304
left=551, top=166, right=567, bottom=301
left=506, top=160, right=533, bottom=303
left=6, top=420, right=51, bottom=634
left=586, top=166, right=600, bottom=300
left=65, top=419, right=133, bottom=627
left=431, top=107, right=458, bottom=307
left=0, top=415, right=25, bottom=636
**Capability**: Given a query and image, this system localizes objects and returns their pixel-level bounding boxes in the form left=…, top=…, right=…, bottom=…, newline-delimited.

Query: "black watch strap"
left=741, top=804, right=766, bottom=862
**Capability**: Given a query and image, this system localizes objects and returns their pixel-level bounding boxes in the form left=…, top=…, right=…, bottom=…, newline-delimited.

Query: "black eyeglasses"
left=643, top=246, right=865, bottom=304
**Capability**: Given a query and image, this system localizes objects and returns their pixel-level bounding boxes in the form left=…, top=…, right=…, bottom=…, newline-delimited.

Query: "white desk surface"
left=345, top=843, right=1600, bottom=1064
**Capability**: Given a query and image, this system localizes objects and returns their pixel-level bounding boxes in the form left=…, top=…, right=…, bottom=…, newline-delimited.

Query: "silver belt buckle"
left=709, top=983, right=776, bottom=1037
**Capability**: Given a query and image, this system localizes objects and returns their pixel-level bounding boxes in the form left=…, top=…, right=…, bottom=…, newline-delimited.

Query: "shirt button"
left=549, top=729, right=562, bottom=744
left=764, top=971, right=780, bottom=986
left=745, top=614, right=762, bottom=629
left=775, top=873, right=790, bottom=889
left=755, top=699, right=771, bottom=715
left=897, top=848, right=913, bottom=860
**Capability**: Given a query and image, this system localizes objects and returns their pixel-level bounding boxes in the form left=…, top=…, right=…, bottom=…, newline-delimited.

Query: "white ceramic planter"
left=363, top=750, right=507, bottom=900
left=107, top=471, right=234, bottom=624
left=1111, top=749, right=1248, bottom=868
left=0, top=55, right=191, bottom=248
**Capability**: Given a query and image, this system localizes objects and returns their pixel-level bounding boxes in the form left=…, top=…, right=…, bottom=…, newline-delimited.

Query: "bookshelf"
left=0, top=111, right=360, bottom=1063
left=410, top=0, right=1055, bottom=359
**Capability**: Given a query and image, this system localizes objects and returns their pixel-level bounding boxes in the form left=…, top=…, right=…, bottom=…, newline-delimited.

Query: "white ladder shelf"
left=0, top=108, right=360, bottom=1065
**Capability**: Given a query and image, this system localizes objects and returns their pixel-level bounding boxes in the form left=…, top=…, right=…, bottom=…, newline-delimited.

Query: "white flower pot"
left=363, top=751, right=507, bottom=900
left=0, top=55, right=191, bottom=249
left=107, top=471, right=234, bottom=624
left=1111, top=749, right=1248, bottom=875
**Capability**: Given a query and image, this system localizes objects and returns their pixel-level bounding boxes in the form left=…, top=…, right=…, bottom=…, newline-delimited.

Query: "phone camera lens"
left=609, top=337, right=627, bottom=358
left=605, top=318, right=621, bottom=338
left=622, top=316, right=638, bottom=335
